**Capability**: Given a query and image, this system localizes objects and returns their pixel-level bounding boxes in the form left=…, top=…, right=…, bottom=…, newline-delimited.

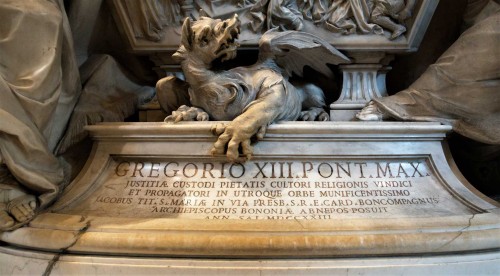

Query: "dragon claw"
left=210, top=122, right=257, bottom=162
left=211, top=123, right=227, bottom=136
left=164, top=105, right=209, bottom=123
left=299, top=108, right=330, bottom=121
left=197, top=113, right=209, bottom=121
left=256, top=125, right=267, bottom=140
left=300, top=112, right=312, bottom=121
left=318, top=112, right=329, bottom=121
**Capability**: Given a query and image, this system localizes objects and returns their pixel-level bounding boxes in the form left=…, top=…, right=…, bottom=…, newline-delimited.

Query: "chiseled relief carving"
left=69, top=158, right=473, bottom=219
left=121, top=0, right=193, bottom=41
left=249, top=0, right=416, bottom=39
left=120, top=0, right=418, bottom=42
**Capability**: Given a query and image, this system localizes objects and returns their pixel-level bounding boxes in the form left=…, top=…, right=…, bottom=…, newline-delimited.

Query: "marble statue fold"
left=375, top=9, right=500, bottom=144
left=0, top=0, right=154, bottom=230
left=0, top=0, right=81, bottom=206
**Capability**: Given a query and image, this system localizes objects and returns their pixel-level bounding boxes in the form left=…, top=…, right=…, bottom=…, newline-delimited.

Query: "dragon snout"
left=216, top=15, right=240, bottom=48
left=225, top=14, right=241, bottom=37
left=229, top=14, right=240, bottom=27
left=212, top=14, right=241, bottom=62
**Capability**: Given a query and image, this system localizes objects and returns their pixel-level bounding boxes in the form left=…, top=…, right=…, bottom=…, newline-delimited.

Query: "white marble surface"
left=62, top=157, right=474, bottom=219
left=0, top=121, right=498, bottom=276
left=0, top=122, right=497, bottom=259
left=1, top=246, right=499, bottom=275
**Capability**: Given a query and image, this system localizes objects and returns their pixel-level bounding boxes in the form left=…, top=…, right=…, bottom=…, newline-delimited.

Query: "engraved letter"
left=115, top=161, right=130, bottom=177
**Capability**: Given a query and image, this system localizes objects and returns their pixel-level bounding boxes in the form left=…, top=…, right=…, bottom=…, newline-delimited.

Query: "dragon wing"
left=258, top=30, right=351, bottom=78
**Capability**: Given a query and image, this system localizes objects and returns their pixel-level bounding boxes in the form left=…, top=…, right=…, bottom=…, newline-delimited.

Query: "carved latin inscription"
left=66, top=158, right=474, bottom=219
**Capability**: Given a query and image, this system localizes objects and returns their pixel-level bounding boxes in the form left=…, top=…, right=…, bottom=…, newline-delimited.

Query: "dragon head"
left=173, top=14, right=241, bottom=65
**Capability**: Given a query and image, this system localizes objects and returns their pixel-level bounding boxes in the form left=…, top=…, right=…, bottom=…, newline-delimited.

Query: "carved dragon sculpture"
left=156, top=14, right=350, bottom=161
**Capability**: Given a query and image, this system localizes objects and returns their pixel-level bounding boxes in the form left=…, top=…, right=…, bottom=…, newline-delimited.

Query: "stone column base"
left=330, top=64, right=390, bottom=121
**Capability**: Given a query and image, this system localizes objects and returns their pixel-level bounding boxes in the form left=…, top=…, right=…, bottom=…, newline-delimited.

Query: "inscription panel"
left=66, top=158, right=475, bottom=219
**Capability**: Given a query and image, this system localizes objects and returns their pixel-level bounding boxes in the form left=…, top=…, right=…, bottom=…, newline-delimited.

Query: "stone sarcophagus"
left=2, top=1, right=499, bottom=274
left=1, top=122, right=499, bottom=273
